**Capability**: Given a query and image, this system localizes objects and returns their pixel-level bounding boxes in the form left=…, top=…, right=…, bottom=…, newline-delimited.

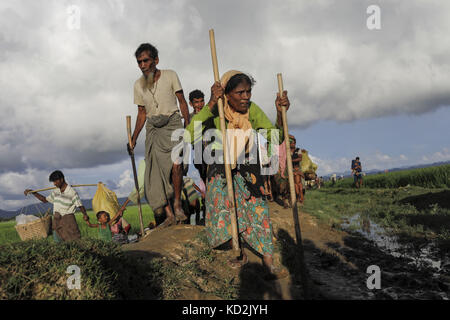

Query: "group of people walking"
left=23, top=42, right=307, bottom=279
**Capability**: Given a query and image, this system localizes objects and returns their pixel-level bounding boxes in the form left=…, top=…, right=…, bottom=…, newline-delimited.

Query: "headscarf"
left=220, top=70, right=254, bottom=169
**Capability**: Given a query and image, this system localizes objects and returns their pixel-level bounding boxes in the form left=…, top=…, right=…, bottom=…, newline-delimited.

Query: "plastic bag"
left=92, top=183, right=120, bottom=217
left=15, top=214, right=39, bottom=225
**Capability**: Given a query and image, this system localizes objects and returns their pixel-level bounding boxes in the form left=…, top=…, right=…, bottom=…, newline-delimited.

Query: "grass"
left=3, top=165, right=448, bottom=299
left=0, top=220, right=20, bottom=244
left=0, top=218, right=238, bottom=300
left=0, top=238, right=164, bottom=299
left=0, top=204, right=156, bottom=245
left=0, top=202, right=242, bottom=300
left=325, top=164, right=450, bottom=189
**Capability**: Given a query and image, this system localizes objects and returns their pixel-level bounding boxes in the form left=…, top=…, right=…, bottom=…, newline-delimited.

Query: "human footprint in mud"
left=185, top=71, right=289, bottom=280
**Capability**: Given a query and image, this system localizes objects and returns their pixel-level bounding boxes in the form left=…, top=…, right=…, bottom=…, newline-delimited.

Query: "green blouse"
left=184, top=102, right=284, bottom=150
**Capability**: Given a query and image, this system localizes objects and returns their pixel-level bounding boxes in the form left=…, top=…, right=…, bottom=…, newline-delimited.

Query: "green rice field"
left=0, top=204, right=155, bottom=245
left=326, top=164, right=450, bottom=189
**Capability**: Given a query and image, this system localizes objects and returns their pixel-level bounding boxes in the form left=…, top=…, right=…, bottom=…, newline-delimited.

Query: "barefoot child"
left=85, top=207, right=125, bottom=242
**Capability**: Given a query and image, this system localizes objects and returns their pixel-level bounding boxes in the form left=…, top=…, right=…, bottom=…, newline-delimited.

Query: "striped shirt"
left=46, top=184, right=83, bottom=216
left=181, top=177, right=201, bottom=203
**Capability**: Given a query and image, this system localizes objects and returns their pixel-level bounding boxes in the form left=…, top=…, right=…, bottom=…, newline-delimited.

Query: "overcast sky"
left=1, top=0, right=449, bottom=210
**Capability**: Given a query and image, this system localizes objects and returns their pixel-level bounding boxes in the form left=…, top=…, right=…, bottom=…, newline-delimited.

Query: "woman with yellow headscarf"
left=185, top=71, right=290, bottom=279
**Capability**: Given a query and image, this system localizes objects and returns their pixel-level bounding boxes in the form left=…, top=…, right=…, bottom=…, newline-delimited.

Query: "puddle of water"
left=341, top=213, right=445, bottom=272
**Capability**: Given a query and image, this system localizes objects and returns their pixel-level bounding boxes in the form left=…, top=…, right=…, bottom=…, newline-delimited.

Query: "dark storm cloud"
left=1, top=0, right=449, bottom=208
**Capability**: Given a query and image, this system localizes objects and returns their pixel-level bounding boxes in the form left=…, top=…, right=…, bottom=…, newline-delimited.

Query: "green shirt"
left=98, top=224, right=112, bottom=241
left=184, top=102, right=284, bottom=151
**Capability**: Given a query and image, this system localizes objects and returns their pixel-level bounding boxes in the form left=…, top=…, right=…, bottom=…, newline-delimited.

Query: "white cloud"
left=0, top=159, right=140, bottom=210
left=422, top=147, right=450, bottom=163
left=0, top=169, right=50, bottom=199
left=310, top=150, right=412, bottom=175
left=113, top=169, right=134, bottom=198
left=0, top=168, right=51, bottom=210
left=2, top=0, right=450, bottom=208
left=309, top=155, right=351, bottom=176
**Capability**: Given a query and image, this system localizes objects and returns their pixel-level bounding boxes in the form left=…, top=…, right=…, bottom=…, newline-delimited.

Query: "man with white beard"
left=129, top=43, right=190, bottom=228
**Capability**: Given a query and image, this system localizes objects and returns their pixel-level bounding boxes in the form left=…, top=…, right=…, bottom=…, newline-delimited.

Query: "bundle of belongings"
left=181, top=176, right=203, bottom=224
left=15, top=214, right=40, bottom=225
left=300, top=149, right=318, bottom=179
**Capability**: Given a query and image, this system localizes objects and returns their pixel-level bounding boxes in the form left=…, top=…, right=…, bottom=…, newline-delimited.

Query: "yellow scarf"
left=220, top=70, right=254, bottom=169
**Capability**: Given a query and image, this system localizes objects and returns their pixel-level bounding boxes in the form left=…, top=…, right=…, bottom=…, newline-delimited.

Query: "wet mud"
left=122, top=202, right=449, bottom=300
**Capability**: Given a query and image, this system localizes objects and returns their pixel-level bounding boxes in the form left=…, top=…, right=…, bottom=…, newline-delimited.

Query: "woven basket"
left=15, top=216, right=52, bottom=241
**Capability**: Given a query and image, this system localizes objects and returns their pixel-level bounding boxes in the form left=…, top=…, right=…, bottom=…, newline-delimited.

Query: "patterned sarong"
left=205, top=162, right=274, bottom=258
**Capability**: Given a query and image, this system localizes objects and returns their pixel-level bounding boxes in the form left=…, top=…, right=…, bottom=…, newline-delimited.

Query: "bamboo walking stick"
left=277, top=73, right=310, bottom=299
left=29, top=184, right=98, bottom=193
left=127, top=115, right=145, bottom=239
left=209, top=29, right=240, bottom=253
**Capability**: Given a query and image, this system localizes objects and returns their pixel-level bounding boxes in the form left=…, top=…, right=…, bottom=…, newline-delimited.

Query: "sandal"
left=228, top=255, right=248, bottom=269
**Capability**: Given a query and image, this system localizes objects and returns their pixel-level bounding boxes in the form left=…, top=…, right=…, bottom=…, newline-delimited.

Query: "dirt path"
left=269, top=203, right=372, bottom=299
left=122, top=201, right=449, bottom=300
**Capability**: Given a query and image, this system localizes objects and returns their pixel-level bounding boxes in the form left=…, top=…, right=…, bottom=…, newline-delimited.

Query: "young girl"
left=85, top=207, right=125, bottom=242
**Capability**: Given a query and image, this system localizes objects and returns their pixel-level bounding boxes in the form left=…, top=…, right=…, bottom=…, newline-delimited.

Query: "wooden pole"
left=29, top=184, right=98, bottom=193
left=277, top=73, right=310, bottom=299
left=209, top=29, right=240, bottom=253
left=126, top=115, right=145, bottom=239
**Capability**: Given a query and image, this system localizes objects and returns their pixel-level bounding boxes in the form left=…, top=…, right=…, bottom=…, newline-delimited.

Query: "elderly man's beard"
left=145, top=71, right=156, bottom=90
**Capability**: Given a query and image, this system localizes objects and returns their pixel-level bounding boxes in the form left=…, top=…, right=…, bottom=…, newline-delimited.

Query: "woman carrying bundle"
left=185, top=70, right=290, bottom=278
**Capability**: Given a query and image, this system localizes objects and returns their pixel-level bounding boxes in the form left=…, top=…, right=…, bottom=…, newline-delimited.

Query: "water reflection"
left=341, top=212, right=445, bottom=272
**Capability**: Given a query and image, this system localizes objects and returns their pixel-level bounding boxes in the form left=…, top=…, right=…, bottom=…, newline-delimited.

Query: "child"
left=85, top=207, right=125, bottom=242
left=181, top=177, right=205, bottom=225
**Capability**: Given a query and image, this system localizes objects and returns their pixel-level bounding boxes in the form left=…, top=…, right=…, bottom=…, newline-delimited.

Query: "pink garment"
left=197, top=179, right=206, bottom=194
left=279, top=140, right=287, bottom=178
left=110, top=217, right=131, bottom=235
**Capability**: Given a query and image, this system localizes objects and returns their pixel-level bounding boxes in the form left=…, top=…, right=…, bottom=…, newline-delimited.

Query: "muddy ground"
left=122, top=201, right=449, bottom=300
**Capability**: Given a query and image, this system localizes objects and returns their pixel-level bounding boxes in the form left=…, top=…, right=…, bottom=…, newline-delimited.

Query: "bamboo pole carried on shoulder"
left=29, top=184, right=98, bottom=194
left=209, top=29, right=240, bottom=253
left=277, top=73, right=310, bottom=299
